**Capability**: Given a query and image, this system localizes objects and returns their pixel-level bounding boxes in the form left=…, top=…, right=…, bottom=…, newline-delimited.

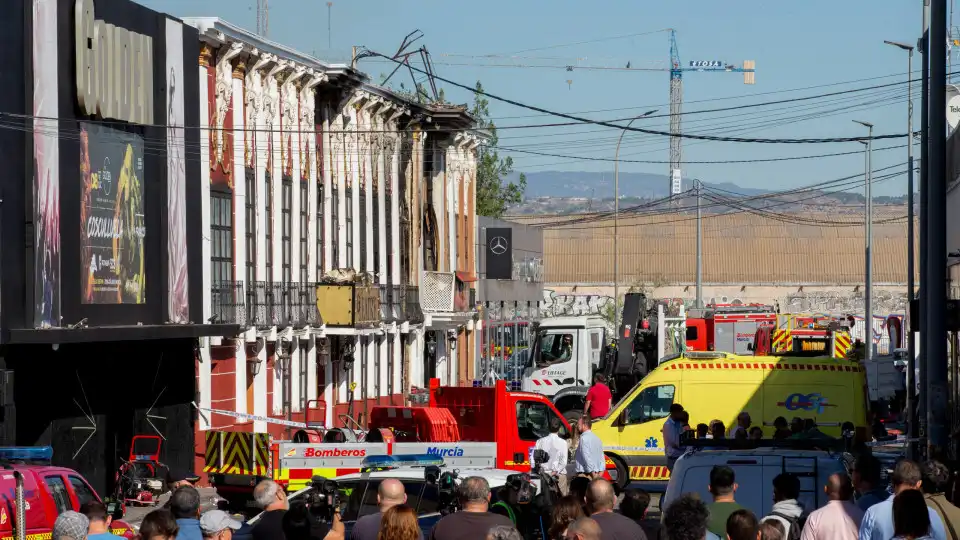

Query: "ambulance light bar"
left=0, top=446, right=53, bottom=462
left=360, top=454, right=445, bottom=470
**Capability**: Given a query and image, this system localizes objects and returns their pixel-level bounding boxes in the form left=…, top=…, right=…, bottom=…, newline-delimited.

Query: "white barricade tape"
left=193, top=403, right=309, bottom=429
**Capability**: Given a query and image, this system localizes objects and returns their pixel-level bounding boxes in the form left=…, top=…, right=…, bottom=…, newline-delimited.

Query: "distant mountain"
left=510, top=170, right=771, bottom=199
left=505, top=170, right=911, bottom=215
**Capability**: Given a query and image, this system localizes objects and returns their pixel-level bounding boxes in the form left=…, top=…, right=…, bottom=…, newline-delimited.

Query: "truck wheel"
left=563, top=410, right=583, bottom=426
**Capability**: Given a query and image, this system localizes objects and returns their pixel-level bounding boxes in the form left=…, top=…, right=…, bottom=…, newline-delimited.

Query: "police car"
left=272, top=454, right=541, bottom=536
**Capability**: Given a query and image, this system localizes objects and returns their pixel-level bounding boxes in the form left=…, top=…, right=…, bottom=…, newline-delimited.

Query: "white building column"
left=306, top=334, right=318, bottom=404
left=323, top=341, right=334, bottom=427
left=352, top=337, right=363, bottom=402
left=254, top=339, right=268, bottom=432
left=392, top=334, right=402, bottom=397
left=269, top=72, right=283, bottom=284
left=335, top=115, right=347, bottom=269
left=198, top=51, right=212, bottom=431
left=306, top=87, right=318, bottom=282
left=321, top=106, right=333, bottom=273
left=290, top=338, right=302, bottom=412
left=391, top=137, right=401, bottom=290
left=378, top=335, right=388, bottom=401
left=350, top=107, right=361, bottom=271
left=234, top=339, right=247, bottom=415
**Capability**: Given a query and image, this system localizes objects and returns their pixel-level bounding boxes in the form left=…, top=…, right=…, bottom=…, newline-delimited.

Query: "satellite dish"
left=947, top=85, right=960, bottom=133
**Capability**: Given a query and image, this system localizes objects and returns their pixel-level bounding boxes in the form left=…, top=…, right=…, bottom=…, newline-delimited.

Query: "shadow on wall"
left=4, top=339, right=197, bottom=495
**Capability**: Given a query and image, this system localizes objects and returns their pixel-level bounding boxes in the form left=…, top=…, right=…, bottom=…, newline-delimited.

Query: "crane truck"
left=522, top=293, right=659, bottom=423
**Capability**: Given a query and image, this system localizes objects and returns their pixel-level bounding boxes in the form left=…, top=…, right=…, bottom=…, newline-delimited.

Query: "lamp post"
left=883, top=39, right=916, bottom=449
left=613, top=109, right=658, bottom=334
left=854, top=120, right=874, bottom=367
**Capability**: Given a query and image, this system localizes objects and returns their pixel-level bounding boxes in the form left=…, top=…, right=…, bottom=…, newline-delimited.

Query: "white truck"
left=520, top=315, right=610, bottom=423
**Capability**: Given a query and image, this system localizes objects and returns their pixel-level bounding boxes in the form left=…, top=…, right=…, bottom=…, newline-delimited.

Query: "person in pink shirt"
left=801, top=473, right=864, bottom=540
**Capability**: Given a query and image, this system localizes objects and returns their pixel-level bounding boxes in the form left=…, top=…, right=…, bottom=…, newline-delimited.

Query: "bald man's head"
left=377, top=479, right=407, bottom=509
left=585, top=479, right=616, bottom=513
left=567, top=517, right=602, bottom=540
left=826, top=473, right=854, bottom=501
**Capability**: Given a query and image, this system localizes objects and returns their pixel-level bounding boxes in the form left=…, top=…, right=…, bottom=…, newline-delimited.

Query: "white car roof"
left=334, top=467, right=521, bottom=488
left=538, top=316, right=605, bottom=329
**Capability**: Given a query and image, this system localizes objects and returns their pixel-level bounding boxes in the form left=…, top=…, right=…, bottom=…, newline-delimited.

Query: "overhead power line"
left=361, top=51, right=920, bottom=143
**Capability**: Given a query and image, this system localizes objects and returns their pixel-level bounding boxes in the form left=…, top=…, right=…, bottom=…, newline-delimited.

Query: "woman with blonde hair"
left=377, top=504, right=420, bottom=540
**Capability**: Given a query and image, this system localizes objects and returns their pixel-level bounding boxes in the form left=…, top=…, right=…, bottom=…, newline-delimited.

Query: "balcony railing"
left=247, top=281, right=291, bottom=329
left=355, top=285, right=380, bottom=327
left=292, top=283, right=321, bottom=327
left=403, top=285, right=424, bottom=324
left=211, top=281, right=247, bottom=327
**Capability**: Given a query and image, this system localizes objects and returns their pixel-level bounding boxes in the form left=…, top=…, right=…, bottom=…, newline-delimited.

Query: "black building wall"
left=6, top=340, right=196, bottom=495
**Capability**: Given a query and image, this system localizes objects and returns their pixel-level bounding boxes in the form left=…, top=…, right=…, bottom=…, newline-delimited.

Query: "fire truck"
left=204, top=379, right=616, bottom=509
left=750, top=314, right=854, bottom=359
left=685, top=304, right=777, bottom=354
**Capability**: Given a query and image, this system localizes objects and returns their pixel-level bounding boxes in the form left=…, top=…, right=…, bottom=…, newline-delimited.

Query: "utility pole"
left=854, top=121, right=874, bottom=367
left=613, top=110, right=657, bottom=333
left=696, top=180, right=703, bottom=308
left=327, top=2, right=333, bottom=50
left=919, top=0, right=930, bottom=449
left=885, top=39, right=917, bottom=451
left=927, top=0, right=948, bottom=456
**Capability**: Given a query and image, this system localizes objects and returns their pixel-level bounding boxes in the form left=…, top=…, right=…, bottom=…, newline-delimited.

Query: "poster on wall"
left=80, top=123, right=146, bottom=304
left=165, top=18, right=189, bottom=322
left=33, top=0, right=60, bottom=327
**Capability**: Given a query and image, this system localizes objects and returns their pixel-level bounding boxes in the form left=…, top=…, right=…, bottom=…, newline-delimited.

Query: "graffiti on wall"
left=777, top=290, right=908, bottom=315
left=541, top=289, right=614, bottom=317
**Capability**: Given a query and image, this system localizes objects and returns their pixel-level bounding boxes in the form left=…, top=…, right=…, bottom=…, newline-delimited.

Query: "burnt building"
left=0, top=0, right=237, bottom=493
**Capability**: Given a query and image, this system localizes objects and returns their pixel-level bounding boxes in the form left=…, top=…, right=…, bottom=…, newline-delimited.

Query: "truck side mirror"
left=618, top=408, right=628, bottom=426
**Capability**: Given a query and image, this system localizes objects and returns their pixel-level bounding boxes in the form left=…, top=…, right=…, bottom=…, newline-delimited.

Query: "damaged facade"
left=187, top=18, right=482, bottom=462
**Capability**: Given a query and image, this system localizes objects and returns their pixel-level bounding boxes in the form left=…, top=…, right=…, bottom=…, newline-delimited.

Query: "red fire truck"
left=685, top=304, right=777, bottom=354
left=205, top=379, right=616, bottom=509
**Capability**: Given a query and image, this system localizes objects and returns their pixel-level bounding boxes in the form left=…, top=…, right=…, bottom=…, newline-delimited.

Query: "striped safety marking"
left=531, top=379, right=566, bottom=386
left=834, top=332, right=852, bottom=359
left=204, top=431, right=270, bottom=475
left=629, top=465, right=671, bottom=480
left=664, top=362, right=865, bottom=372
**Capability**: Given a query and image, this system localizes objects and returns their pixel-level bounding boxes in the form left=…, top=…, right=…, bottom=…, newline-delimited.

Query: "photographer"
left=251, top=480, right=289, bottom=540
left=428, top=477, right=514, bottom=540
left=281, top=501, right=344, bottom=540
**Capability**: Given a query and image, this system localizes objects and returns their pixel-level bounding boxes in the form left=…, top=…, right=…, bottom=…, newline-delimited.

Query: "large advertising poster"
left=166, top=18, right=189, bottom=322
left=80, top=123, right=146, bottom=304
left=33, top=0, right=60, bottom=327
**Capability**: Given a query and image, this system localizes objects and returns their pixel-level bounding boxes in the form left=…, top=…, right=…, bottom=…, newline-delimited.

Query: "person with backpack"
left=762, top=474, right=805, bottom=540
left=800, top=473, right=862, bottom=540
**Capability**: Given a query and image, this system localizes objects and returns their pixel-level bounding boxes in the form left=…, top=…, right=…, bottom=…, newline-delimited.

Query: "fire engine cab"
left=751, top=314, right=853, bottom=359
left=685, top=304, right=777, bottom=354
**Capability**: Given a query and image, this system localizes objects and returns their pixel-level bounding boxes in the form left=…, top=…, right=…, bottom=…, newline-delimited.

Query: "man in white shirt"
left=535, top=417, right=569, bottom=494
left=729, top=412, right=752, bottom=439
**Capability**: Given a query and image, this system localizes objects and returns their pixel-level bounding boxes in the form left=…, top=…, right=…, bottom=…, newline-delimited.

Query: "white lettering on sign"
left=75, top=0, right=154, bottom=124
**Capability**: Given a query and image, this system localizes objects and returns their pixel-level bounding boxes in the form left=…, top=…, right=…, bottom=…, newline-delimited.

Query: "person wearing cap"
left=200, top=510, right=242, bottom=540
left=167, top=468, right=200, bottom=491
left=53, top=511, right=90, bottom=540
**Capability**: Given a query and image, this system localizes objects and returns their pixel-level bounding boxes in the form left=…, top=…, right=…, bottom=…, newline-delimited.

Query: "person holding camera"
left=535, top=417, right=569, bottom=495
left=428, top=477, right=514, bottom=540
left=351, top=480, right=420, bottom=540
left=252, top=480, right=290, bottom=540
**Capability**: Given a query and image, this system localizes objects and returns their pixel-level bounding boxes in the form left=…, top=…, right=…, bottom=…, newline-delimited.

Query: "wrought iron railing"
left=211, top=281, right=247, bottom=327
left=390, top=285, right=403, bottom=321
left=354, top=285, right=380, bottom=327
left=292, top=283, right=321, bottom=327
left=404, top=285, right=424, bottom=324
left=247, top=281, right=294, bottom=328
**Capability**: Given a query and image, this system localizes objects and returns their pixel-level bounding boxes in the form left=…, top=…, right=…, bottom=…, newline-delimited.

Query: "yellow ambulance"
left=592, top=351, right=868, bottom=488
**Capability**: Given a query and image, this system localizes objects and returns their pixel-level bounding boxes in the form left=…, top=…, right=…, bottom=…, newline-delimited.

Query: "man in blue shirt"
left=171, top=486, right=203, bottom=540
left=853, top=454, right=888, bottom=512
left=575, top=416, right=606, bottom=479
left=860, top=459, right=947, bottom=540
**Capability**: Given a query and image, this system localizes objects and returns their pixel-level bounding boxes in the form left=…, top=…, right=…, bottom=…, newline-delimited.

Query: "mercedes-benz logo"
left=489, top=236, right=509, bottom=255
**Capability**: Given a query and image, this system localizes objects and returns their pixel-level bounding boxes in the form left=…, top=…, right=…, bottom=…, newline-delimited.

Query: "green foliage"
left=471, top=81, right=526, bottom=218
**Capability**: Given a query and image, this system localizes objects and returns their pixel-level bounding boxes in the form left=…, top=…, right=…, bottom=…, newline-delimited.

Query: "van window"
left=676, top=464, right=765, bottom=516
left=68, top=476, right=96, bottom=507
left=536, top=332, right=574, bottom=367
left=686, top=326, right=698, bottom=341
left=625, top=385, right=676, bottom=425
left=516, top=400, right=568, bottom=441
left=44, top=476, right=72, bottom=513
left=336, top=481, right=366, bottom=522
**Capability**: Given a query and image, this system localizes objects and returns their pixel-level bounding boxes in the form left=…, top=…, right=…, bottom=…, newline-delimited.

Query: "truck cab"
left=685, top=304, right=777, bottom=354
left=521, top=316, right=609, bottom=423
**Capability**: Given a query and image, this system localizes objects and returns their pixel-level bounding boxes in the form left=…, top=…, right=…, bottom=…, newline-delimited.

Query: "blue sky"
left=140, top=0, right=947, bottom=197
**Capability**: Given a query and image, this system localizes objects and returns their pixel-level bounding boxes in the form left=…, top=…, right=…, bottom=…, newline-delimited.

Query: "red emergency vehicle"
left=207, top=379, right=616, bottom=509
left=685, top=304, right=777, bottom=354
left=0, top=447, right=135, bottom=540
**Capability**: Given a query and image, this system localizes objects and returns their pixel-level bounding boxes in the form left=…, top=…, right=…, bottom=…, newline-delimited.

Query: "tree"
left=471, top=81, right=526, bottom=218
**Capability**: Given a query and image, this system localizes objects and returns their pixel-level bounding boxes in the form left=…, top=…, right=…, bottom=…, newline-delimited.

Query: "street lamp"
left=853, top=120, right=874, bottom=368
left=883, top=38, right=916, bottom=450
left=613, top=109, right=658, bottom=334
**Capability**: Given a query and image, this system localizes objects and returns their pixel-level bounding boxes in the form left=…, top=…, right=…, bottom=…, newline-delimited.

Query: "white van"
left=661, top=447, right=852, bottom=518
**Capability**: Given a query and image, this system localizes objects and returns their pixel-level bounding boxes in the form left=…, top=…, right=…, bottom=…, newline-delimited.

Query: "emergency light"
left=0, top=446, right=53, bottom=462
left=509, top=381, right=522, bottom=391
left=360, top=454, right=445, bottom=471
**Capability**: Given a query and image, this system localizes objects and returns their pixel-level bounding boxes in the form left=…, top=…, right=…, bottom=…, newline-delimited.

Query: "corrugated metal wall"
left=510, top=211, right=916, bottom=285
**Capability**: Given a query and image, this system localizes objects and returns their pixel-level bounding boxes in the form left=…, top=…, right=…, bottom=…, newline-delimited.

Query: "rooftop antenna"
left=355, top=30, right=440, bottom=103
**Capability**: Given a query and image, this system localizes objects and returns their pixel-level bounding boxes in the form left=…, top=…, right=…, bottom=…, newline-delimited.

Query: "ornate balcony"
left=211, top=281, right=247, bottom=327
left=291, top=283, right=321, bottom=327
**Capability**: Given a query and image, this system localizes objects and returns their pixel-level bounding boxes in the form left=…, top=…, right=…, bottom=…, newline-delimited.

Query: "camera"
left=305, top=475, right=341, bottom=523
left=425, top=466, right=460, bottom=516
left=505, top=473, right=537, bottom=505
